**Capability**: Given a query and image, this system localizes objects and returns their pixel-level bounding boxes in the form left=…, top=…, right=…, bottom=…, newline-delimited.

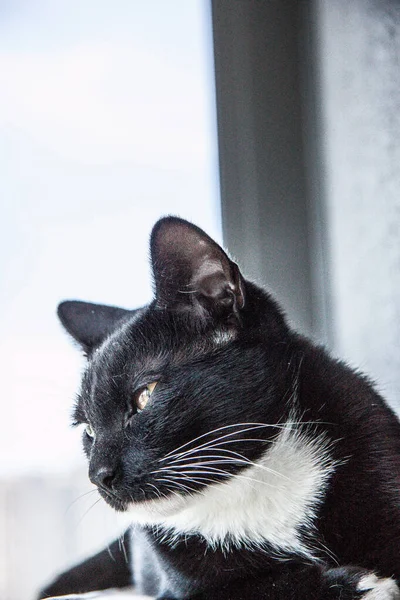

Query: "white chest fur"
left=128, top=422, right=336, bottom=559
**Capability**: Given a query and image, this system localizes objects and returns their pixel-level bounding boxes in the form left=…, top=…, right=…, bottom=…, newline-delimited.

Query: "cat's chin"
left=103, top=496, right=129, bottom=513
left=99, top=487, right=192, bottom=516
left=98, top=489, right=130, bottom=513
left=127, top=491, right=192, bottom=524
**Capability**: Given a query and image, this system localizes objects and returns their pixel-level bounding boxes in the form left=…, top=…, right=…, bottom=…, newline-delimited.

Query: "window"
left=0, top=2, right=219, bottom=597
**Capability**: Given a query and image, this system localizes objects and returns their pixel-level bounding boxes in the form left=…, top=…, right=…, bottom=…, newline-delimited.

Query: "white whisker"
left=165, top=466, right=283, bottom=490
left=145, top=482, right=164, bottom=500
left=154, top=476, right=197, bottom=495
left=161, top=422, right=286, bottom=462
left=162, top=485, right=182, bottom=501
left=164, top=437, right=269, bottom=464
left=119, top=533, right=129, bottom=565
left=162, top=421, right=323, bottom=464
left=64, top=488, right=98, bottom=515
left=76, top=497, right=102, bottom=527
left=165, top=449, right=290, bottom=481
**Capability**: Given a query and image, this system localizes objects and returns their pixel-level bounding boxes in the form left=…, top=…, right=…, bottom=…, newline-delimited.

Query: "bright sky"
left=0, top=0, right=221, bottom=475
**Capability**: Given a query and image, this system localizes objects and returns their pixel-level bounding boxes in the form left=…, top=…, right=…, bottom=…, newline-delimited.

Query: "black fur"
left=39, top=217, right=400, bottom=600
left=39, top=531, right=132, bottom=598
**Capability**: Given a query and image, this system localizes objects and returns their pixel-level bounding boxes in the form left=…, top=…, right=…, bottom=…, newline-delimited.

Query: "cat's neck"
left=128, top=420, right=336, bottom=560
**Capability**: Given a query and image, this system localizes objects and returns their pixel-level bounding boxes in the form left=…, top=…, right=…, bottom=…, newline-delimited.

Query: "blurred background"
left=1, top=1, right=400, bottom=598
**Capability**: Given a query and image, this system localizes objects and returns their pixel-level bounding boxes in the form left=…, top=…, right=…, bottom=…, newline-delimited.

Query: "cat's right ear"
left=57, top=300, right=131, bottom=353
left=150, top=217, right=245, bottom=325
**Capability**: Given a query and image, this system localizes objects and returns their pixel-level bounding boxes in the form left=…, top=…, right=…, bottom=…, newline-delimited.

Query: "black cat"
left=40, top=217, right=400, bottom=600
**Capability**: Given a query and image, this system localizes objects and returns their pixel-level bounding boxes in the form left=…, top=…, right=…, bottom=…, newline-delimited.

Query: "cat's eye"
left=134, top=381, right=158, bottom=412
left=85, top=423, right=95, bottom=438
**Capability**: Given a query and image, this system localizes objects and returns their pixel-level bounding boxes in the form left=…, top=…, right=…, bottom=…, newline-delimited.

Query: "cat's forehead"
left=86, top=305, right=236, bottom=383
left=88, top=306, right=218, bottom=372
left=93, top=311, right=142, bottom=361
left=89, top=307, right=161, bottom=373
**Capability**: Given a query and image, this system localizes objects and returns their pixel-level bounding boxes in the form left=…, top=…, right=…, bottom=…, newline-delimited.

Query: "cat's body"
left=40, top=218, right=400, bottom=600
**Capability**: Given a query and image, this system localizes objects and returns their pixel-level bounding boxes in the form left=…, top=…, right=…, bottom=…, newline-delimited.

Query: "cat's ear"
left=150, top=217, right=245, bottom=323
left=57, top=300, right=131, bottom=353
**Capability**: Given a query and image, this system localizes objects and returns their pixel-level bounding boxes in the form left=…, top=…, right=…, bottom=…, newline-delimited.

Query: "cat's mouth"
left=97, top=480, right=192, bottom=515
left=97, top=482, right=174, bottom=513
left=97, top=487, right=129, bottom=512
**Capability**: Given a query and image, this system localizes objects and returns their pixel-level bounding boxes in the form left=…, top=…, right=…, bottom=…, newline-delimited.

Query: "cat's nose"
left=90, top=466, right=117, bottom=490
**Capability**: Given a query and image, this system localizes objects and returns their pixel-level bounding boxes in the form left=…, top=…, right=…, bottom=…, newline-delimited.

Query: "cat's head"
left=58, top=217, right=291, bottom=520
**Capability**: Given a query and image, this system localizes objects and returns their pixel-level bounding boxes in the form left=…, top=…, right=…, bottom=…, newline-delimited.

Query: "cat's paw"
left=357, top=573, right=400, bottom=599
left=324, top=567, right=400, bottom=600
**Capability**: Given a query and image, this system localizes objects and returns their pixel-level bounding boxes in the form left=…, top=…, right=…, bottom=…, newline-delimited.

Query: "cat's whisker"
left=162, top=433, right=270, bottom=466
left=183, top=473, right=263, bottom=495
left=149, top=468, right=173, bottom=476
left=107, top=544, right=116, bottom=563
left=154, top=476, right=197, bottom=496
left=163, top=442, right=291, bottom=481
left=164, top=448, right=290, bottom=480
left=163, top=472, right=228, bottom=490
left=315, top=540, right=340, bottom=567
left=155, top=480, right=191, bottom=497
left=64, top=488, right=98, bottom=515
left=155, top=462, right=283, bottom=491
left=155, top=476, right=198, bottom=495
left=182, top=475, right=225, bottom=487
left=161, top=421, right=319, bottom=464
left=166, top=445, right=262, bottom=463
left=162, top=418, right=328, bottom=469
left=145, top=482, right=165, bottom=501
left=163, top=459, right=289, bottom=483
left=161, top=422, right=285, bottom=462
left=119, top=533, right=129, bottom=565
left=162, top=448, right=261, bottom=472
left=76, top=497, right=103, bottom=527
left=160, top=484, right=184, bottom=502
left=163, top=436, right=270, bottom=464
left=162, top=457, right=269, bottom=473
left=167, top=466, right=284, bottom=490
left=154, top=469, right=247, bottom=492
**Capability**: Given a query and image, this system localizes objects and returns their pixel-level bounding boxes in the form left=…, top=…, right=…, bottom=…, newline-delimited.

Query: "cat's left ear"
left=57, top=300, right=132, bottom=353
left=150, top=217, right=245, bottom=324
